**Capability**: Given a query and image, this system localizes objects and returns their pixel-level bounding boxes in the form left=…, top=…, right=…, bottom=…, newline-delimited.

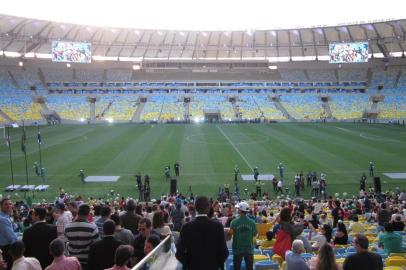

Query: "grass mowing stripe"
left=216, top=125, right=253, bottom=170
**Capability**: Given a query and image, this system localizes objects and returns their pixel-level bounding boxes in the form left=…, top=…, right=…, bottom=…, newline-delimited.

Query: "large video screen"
left=52, top=41, right=91, bottom=63
left=329, top=42, right=368, bottom=63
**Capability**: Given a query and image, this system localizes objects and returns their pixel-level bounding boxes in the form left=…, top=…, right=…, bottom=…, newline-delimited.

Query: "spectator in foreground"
left=110, top=213, right=134, bottom=245
left=22, top=207, right=57, bottom=269
left=176, top=196, right=228, bottom=270
left=343, top=234, right=383, bottom=270
left=308, top=244, right=341, bottom=270
left=88, top=220, right=124, bottom=270
left=8, top=240, right=41, bottom=270
left=309, top=224, right=332, bottom=251
left=65, top=204, right=99, bottom=270
left=0, top=198, right=18, bottom=270
left=45, top=238, right=81, bottom=270
left=228, top=201, right=257, bottom=270
left=348, top=216, right=365, bottom=233
left=285, top=239, right=309, bottom=270
left=152, top=211, right=172, bottom=239
left=120, top=200, right=142, bottom=235
left=378, top=222, right=403, bottom=254
left=143, top=235, right=161, bottom=255
left=132, top=218, right=159, bottom=264
left=106, top=245, right=134, bottom=270
left=333, top=221, right=348, bottom=245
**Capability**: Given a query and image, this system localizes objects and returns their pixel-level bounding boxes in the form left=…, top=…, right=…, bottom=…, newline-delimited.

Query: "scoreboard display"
left=329, top=42, right=368, bottom=63
left=52, top=41, right=91, bottom=63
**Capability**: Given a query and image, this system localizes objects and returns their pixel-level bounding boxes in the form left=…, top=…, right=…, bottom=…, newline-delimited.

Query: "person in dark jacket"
left=176, top=196, right=228, bottom=270
left=22, top=207, right=57, bottom=269
left=88, top=220, right=124, bottom=270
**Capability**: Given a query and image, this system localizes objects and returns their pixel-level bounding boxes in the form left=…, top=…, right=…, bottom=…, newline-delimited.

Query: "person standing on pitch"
left=253, top=167, right=259, bottom=182
left=360, top=172, right=367, bottom=191
left=33, top=162, right=40, bottom=176
left=278, top=162, right=284, bottom=179
left=234, top=165, right=240, bottom=184
left=135, top=173, right=142, bottom=192
left=164, top=166, right=171, bottom=181
left=369, top=162, right=375, bottom=177
left=79, top=170, right=85, bottom=184
left=174, top=162, right=180, bottom=177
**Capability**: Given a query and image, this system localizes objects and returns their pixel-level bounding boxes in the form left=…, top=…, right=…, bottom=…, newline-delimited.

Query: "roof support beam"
left=130, top=30, right=146, bottom=57
left=203, top=31, right=212, bottom=58
left=142, top=32, right=154, bottom=59
left=180, top=32, right=191, bottom=57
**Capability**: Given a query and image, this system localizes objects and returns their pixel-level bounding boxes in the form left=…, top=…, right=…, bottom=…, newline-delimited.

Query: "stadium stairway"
left=183, top=100, right=190, bottom=121
left=321, top=100, right=333, bottom=119
left=273, top=98, right=295, bottom=121
left=231, top=99, right=241, bottom=120
left=99, top=100, right=114, bottom=118
left=131, top=99, right=146, bottom=122
left=0, top=108, right=13, bottom=122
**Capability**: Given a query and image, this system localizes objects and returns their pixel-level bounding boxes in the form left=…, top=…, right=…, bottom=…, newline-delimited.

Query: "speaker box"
left=373, top=177, right=381, bottom=193
left=170, top=179, right=177, bottom=194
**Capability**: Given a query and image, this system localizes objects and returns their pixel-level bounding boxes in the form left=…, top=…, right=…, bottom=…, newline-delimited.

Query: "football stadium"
left=0, top=1, right=406, bottom=269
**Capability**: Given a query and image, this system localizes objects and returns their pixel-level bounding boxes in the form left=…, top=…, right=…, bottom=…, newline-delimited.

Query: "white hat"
left=236, top=201, right=250, bottom=212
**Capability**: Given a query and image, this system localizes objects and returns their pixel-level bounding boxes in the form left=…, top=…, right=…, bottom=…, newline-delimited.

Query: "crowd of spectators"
left=0, top=187, right=405, bottom=270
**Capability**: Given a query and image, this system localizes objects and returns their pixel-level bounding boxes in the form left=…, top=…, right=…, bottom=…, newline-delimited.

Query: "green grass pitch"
left=1, top=122, right=405, bottom=203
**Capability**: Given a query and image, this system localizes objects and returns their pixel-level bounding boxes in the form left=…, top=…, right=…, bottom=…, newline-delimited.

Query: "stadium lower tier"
left=0, top=93, right=406, bottom=122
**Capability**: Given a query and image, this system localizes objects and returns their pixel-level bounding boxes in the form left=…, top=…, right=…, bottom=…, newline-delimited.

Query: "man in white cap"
left=227, top=201, right=257, bottom=270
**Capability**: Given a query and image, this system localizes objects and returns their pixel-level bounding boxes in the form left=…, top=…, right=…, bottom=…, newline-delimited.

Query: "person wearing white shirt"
left=56, top=204, right=73, bottom=237
left=9, top=240, right=41, bottom=270
left=313, top=200, right=323, bottom=215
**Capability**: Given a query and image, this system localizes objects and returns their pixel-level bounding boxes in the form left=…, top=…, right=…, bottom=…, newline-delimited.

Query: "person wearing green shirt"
left=228, top=201, right=257, bottom=270
left=378, top=223, right=403, bottom=254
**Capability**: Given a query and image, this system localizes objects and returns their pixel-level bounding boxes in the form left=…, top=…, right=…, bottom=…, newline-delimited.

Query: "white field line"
left=216, top=125, right=253, bottom=170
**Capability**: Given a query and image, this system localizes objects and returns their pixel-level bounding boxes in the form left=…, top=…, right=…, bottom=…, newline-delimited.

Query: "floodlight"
left=18, top=61, right=23, bottom=67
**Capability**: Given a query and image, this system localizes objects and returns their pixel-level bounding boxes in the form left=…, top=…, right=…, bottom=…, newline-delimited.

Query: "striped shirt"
left=64, top=218, right=99, bottom=266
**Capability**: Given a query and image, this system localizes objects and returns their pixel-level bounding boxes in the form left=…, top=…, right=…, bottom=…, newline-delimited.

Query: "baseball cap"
left=236, top=201, right=249, bottom=212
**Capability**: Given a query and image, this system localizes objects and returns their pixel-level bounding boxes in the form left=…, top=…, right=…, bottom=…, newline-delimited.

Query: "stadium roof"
left=0, top=12, right=405, bottom=62
left=1, top=0, right=405, bottom=31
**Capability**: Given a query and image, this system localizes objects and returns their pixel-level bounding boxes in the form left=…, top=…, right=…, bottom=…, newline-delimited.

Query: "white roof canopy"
left=1, top=0, right=405, bottom=31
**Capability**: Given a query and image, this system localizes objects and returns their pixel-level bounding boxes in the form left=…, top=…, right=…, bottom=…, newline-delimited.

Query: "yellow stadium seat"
left=389, top=253, right=406, bottom=258
left=254, top=254, right=269, bottom=263
left=386, top=256, right=406, bottom=267
left=384, top=266, right=404, bottom=270
left=336, top=258, right=345, bottom=264
left=271, top=254, right=284, bottom=266
left=281, top=261, right=287, bottom=270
